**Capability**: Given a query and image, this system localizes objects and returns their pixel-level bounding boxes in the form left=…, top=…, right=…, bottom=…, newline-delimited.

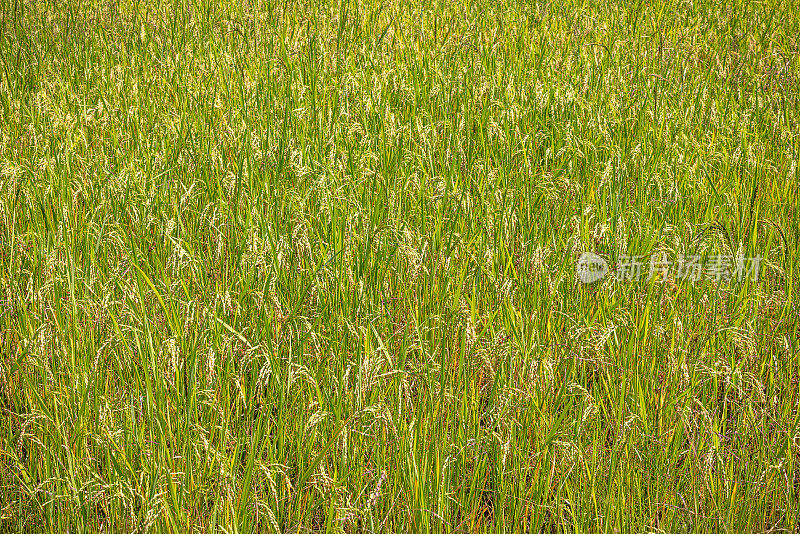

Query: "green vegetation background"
left=0, top=0, right=798, bottom=531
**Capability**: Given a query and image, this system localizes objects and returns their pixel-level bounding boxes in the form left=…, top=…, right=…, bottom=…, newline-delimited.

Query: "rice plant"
left=0, top=0, right=798, bottom=532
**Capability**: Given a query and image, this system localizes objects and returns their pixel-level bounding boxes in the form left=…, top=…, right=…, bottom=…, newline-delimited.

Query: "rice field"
left=1, top=0, right=799, bottom=531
